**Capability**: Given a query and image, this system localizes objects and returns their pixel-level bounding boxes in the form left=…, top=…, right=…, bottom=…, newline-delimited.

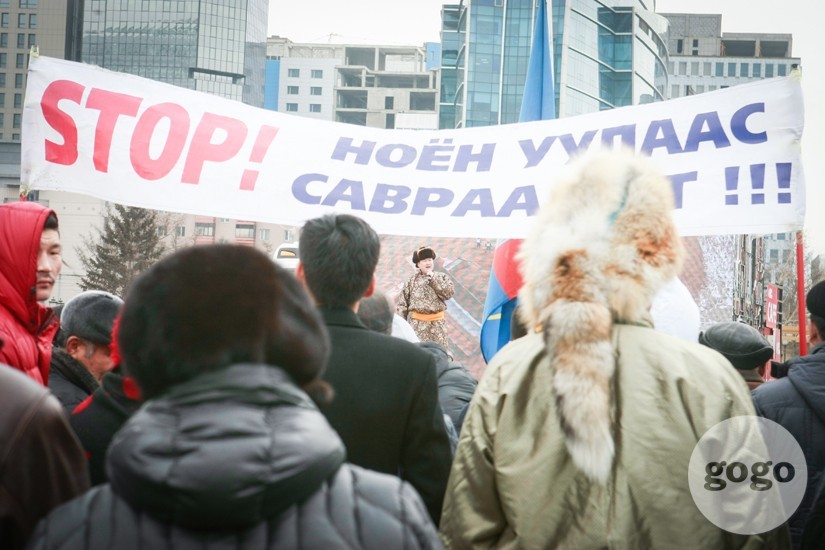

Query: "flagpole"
left=797, top=230, right=807, bottom=355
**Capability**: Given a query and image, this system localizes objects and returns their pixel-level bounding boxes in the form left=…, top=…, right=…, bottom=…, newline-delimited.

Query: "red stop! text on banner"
left=40, top=80, right=280, bottom=191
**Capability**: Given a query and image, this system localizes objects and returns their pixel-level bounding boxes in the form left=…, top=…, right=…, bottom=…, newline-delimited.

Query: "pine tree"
left=78, top=204, right=165, bottom=296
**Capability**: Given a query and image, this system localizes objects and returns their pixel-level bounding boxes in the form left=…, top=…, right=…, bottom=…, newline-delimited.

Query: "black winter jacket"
left=27, top=364, right=442, bottom=550
left=70, top=369, right=142, bottom=486
left=47, top=349, right=99, bottom=416
left=418, top=341, right=477, bottom=431
left=753, top=343, right=825, bottom=548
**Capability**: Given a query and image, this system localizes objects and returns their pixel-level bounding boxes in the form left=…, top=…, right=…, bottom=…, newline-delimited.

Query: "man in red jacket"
left=0, top=201, right=62, bottom=384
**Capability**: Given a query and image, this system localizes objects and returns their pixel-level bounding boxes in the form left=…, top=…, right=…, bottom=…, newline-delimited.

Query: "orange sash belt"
left=411, top=311, right=445, bottom=322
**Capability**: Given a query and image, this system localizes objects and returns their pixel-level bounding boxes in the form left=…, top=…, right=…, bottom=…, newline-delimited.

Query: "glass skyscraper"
left=69, top=0, right=267, bottom=106
left=440, top=0, right=668, bottom=128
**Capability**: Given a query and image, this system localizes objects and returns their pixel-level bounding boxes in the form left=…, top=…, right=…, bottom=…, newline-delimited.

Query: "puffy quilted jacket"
left=0, top=201, right=59, bottom=384
left=27, top=364, right=442, bottom=550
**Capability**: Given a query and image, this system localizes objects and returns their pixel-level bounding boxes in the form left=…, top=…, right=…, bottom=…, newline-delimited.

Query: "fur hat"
left=59, top=290, right=124, bottom=347
left=517, top=148, right=682, bottom=484
left=412, top=246, right=436, bottom=266
left=699, top=322, right=773, bottom=370
left=807, top=280, right=825, bottom=319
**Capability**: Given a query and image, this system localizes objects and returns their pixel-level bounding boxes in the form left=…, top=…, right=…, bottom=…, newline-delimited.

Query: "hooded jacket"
left=0, top=202, right=59, bottom=384
left=28, top=364, right=442, bottom=549
left=753, top=342, right=825, bottom=547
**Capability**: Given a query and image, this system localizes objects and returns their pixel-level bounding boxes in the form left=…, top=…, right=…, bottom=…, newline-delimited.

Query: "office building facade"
left=664, top=13, right=799, bottom=99
left=439, top=0, right=668, bottom=129
left=266, top=37, right=439, bottom=129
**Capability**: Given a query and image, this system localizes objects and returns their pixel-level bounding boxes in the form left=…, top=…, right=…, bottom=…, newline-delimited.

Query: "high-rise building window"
left=0, top=53, right=5, bottom=68
left=728, top=62, right=736, bottom=77
left=286, top=103, right=298, bottom=112
left=0, top=93, right=4, bottom=107
left=12, top=113, right=20, bottom=128
left=386, top=113, right=395, bottom=129
left=777, top=64, right=787, bottom=76
left=676, top=39, right=683, bottom=53
left=15, top=53, right=23, bottom=68
left=0, top=33, right=7, bottom=47
left=1, top=14, right=9, bottom=29
left=156, top=226, right=167, bottom=237
left=310, top=86, right=322, bottom=95
left=309, top=104, right=321, bottom=113
left=258, top=228, right=270, bottom=241
left=13, top=93, right=20, bottom=108
left=14, top=72, right=22, bottom=88
left=765, top=64, right=774, bottom=77
left=176, top=226, right=186, bottom=237
left=385, top=96, right=394, bottom=109
left=753, top=63, right=761, bottom=77
left=678, top=61, right=686, bottom=75
left=0, top=1, right=7, bottom=7
left=288, top=68, right=299, bottom=77
left=671, top=85, right=679, bottom=98
left=0, top=112, right=4, bottom=125
left=27, top=13, right=34, bottom=27
left=716, top=62, right=724, bottom=77
left=11, top=133, right=18, bottom=141
left=690, top=61, right=699, bottom=75
left=20, top=0, right=39, bottom=7
left=311, top=69, right=323, bottom=78
left=16, top=13, right=24, bottom=28
left=287, top=85, right=298, bottom=94
left=0, top=74, right=5, bottom=87
left=27, top=32, right=33, bottom=46
left=16, top=32, right=23, bottom=47
left=740, top=63, right=749, bottom=77
left=703, top=62, right=711, bottom=76
left=284, top=229, right=294, bottom=241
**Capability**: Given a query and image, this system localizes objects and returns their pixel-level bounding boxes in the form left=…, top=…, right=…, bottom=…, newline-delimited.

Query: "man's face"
left=67, top=337, right=114, bottom=382
left=36, top=229, right=62, bottom=302
left=418, top=258, right=434, bottom=273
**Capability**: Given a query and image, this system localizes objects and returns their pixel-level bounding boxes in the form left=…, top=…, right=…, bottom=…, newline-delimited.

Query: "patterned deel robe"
left=397, top=271, right=455, bottom=349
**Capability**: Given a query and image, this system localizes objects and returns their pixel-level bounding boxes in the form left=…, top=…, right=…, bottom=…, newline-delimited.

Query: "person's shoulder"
left=752, top=375, right=795, bottom=406
left=28, top=486, right=118, bottom=549
left=326, top=464, right=440, bottom=542
left=0, top=365, right=51, bottom=412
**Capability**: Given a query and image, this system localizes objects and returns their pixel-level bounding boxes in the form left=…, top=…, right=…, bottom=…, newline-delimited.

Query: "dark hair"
left=43, top=212, right=59, bottom=231
left=299, top=214, right=380, bottom=307
left=356, top=293, right=394, bottom=335
left=812, top=314, right=825, bottom=341
left=117, top=245, right=329, bottom=399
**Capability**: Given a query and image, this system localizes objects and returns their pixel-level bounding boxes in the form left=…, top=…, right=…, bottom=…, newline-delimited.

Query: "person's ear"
left=295, top=261, right=305, bottom=283
left=65, top=335, right=82, bottom=356
left=363, top=276, right=375, bottom=298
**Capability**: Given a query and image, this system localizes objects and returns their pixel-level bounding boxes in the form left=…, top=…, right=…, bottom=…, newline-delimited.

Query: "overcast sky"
left=268, top=0, right=824, bottom=255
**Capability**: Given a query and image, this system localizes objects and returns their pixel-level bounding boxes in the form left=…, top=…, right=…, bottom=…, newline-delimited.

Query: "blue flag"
left=479, top=0, right=555, bottom=363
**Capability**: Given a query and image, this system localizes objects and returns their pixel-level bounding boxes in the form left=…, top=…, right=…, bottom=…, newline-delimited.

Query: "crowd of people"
left=1, top=149, right=824, bottom=549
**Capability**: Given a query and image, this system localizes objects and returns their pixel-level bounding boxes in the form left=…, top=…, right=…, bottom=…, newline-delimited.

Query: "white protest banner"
left=22, top=55, right=805, bottom=238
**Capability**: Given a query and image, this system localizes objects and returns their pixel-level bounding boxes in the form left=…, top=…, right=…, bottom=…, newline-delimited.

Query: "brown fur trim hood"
left=516, top=148, right=683, bottom=483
